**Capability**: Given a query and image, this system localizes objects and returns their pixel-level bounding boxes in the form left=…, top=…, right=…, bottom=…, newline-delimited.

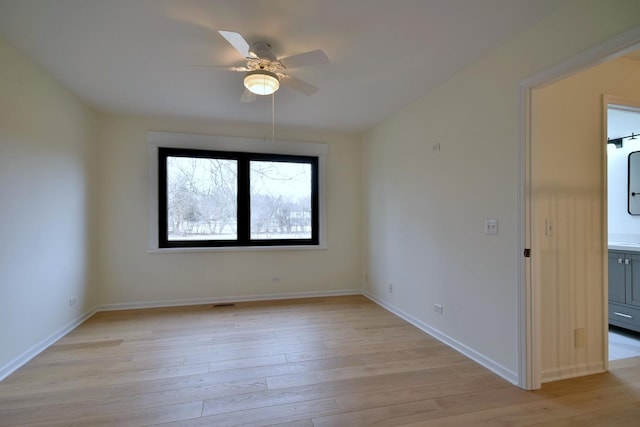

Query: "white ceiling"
left=0, top=0, right=573, bottom=133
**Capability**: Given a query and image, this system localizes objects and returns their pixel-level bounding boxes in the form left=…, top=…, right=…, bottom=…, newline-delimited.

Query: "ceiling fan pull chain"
left=272, top=92, right=275, bottom=143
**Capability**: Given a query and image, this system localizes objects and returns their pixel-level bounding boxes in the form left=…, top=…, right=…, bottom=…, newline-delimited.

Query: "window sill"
left=146, top=244, right=328, bottom=254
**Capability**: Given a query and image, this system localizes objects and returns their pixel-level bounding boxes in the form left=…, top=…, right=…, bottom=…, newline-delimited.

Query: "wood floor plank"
left=0, top=378, right=266, bottom=425
left=109, top=355, right=363, bottom=398
left=18, top=401, right=203, bottom=427
left=527, top=401, right=640, bottom=426
left=2, top=295, right=640, bottom=426
left=164, top=398, right=340, bottom=427
left=0, top=363, right=210, bottom=398
left=142, top=339, right=328, bottom=366
left=207, top=354, right=288, bottom=372
left=312, top=398, right=443, bottom=427
left=0, top=385, right=113, bottom=411
left=264, top=420, right=314, bottom=427
left=313, top=383, right=546, bottom=427
left=265, top=355, right=471, bottom=390
left=2, top=355, right=187, bottom=387
left=201, top=366, right=487, bottom=417
left=398, top=378, right=640, bottom=426
left=283, top=338, right=439, bottom=363
left=333, top=374, right=509, bottom=413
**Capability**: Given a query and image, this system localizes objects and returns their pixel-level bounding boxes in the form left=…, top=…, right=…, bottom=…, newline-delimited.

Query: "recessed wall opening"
left=607, top=103, right=640, bottom=361
left=525, top=35, right=640, bottom=389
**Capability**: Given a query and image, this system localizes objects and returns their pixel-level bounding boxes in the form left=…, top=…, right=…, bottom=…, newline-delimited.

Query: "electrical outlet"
left=432, top=143, right=441, bottom=152
left=68, top=298, right=76, bottom=307
left=485, top=219, right=498, bottom=235
left=574, top=328, right=585, bottom=348
left=272, top=276, right=281, bottom=283
left=388, top=283, right=393, bottom=294
left=434, top=303, right=443, bottom=314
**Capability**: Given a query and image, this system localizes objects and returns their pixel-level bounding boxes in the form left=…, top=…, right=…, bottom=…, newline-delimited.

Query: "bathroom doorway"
left=607, top=102, right=640, bottom=361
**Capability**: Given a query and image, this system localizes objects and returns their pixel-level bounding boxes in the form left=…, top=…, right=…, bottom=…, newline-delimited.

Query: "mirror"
left=629, top=151, right=640, bottom=214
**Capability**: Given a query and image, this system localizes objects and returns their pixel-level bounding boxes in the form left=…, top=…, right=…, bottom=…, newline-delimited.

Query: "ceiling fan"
left=217, top=30, right=329, bottom=102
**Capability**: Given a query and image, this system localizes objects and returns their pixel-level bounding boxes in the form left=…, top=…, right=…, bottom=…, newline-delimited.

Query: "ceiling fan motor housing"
left=249, top=42, right=277, bottom=61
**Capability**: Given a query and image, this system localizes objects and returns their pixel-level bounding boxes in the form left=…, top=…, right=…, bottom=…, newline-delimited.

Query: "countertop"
left=609, top=242, right=640, bottom=252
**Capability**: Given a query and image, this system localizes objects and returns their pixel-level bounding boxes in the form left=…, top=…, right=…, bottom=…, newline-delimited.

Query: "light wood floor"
left=2, top=295, right=640, bottom=426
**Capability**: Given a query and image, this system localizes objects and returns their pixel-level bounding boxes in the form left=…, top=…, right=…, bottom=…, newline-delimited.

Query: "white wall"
left=533, top=57, right=640, bottom=382
left=0, top=37, right=98, bottom=377
left=96, top=114, right=361, bottom=306
left=361, top=0, right=640, bottom=384
left=608, top=107, right=640, bottom=242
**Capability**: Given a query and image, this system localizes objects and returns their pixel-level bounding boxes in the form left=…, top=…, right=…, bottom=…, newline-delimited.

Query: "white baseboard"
left=0, top=307, right=98, bottom=382
left=97, top=289, right=362, bottom=311
left=362, top=291, right=519, bottom=386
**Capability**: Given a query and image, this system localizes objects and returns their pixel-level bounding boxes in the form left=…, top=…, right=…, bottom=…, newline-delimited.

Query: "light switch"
left=545, top=219, right=554, bottom=236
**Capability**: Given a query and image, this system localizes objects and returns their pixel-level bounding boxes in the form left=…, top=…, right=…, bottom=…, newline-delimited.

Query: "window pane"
left=166, top=157, right=237, bottom=241
left=250, top=161, right=312, bottom=240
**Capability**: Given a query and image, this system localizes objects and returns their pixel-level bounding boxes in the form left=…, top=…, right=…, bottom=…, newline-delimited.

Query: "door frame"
left=518, top=27, right=640, bottom=390
left=604, top=98, right=640, bottom=362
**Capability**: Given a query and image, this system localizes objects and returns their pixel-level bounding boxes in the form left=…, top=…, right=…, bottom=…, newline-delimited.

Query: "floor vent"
left=212, top=303, right=235, bottom=308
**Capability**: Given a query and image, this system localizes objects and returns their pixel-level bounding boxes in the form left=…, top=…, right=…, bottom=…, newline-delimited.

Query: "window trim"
left=147, top=131, right=328, bottom=252
left=158, top=148, right=319, bottom=248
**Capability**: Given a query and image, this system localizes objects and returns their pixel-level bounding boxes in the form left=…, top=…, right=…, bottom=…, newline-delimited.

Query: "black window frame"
left=158, top=147, right=319, bottom=248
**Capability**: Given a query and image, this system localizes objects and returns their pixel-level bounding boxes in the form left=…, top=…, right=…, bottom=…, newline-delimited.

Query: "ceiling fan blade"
left=218, top=30, right=250, bottom=58
left=240, top=89, right=257, bottom=103
left=189, top=65, right=248, bottom=72
left=281, top=75, right=318, bottom=96
left=280, top=50, right=329, bottom=69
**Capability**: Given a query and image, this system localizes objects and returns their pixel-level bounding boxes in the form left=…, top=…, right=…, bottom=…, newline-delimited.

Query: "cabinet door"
left=609, top=251, right=626, bottom=304
left=627, top=253, right=640, bottom=307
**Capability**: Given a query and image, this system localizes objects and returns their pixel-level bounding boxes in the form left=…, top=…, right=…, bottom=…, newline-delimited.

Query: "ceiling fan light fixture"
left=244, top=70, right=280, bottom=95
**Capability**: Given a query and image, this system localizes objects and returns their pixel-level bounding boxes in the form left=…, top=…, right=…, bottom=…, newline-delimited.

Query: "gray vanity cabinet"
left=609, top=250, right=640, bottom=332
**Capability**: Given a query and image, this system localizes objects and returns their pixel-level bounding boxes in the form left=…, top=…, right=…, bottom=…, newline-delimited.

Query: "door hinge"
left=524, top=248, right=531, bottom=258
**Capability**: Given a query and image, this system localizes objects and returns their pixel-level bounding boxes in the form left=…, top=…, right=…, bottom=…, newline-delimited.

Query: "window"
left=156, top=145, right=320, bottom=249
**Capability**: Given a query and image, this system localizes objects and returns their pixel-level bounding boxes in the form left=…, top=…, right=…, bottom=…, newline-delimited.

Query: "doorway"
left=606, top=103, right=640, bottom=361
left=521, top=29, right=640, bottom=389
